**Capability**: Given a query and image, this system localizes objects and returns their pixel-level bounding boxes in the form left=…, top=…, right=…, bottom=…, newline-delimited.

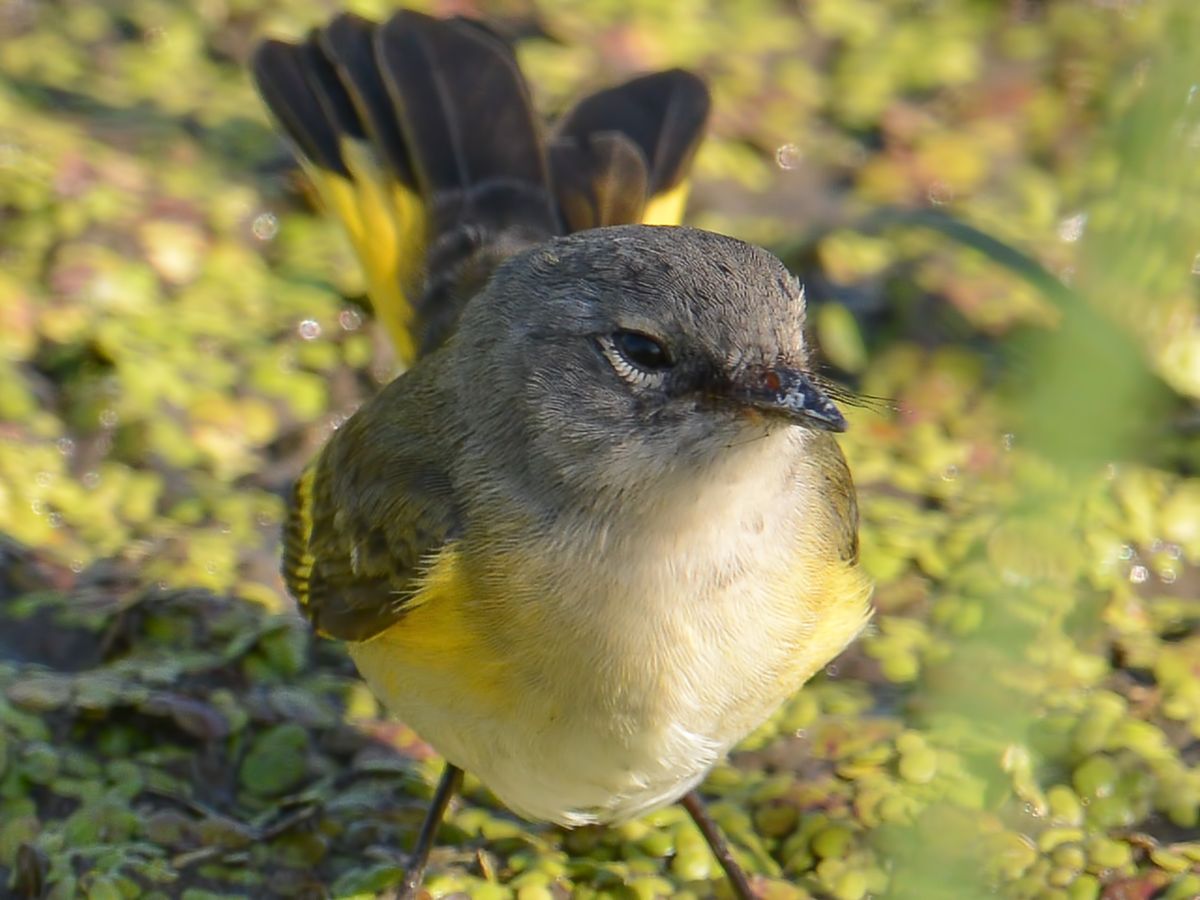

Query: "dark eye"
left=612, top=330, right=673, bottom=371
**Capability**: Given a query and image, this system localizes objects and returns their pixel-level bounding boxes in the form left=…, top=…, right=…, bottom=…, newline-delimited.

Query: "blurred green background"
left=1, top=0, right=1198, bottom=897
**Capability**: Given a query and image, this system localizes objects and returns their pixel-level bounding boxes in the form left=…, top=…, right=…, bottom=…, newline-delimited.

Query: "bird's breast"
left=350, top=433, right=871, bottom=825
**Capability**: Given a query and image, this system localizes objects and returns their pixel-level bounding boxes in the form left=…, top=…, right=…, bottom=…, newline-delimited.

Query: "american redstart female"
left=253, top=11, right=870, bottom=897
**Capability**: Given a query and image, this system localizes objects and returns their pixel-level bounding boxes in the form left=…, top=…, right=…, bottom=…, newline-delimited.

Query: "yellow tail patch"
left=307, top=141, right=427, bottom=367
left=642, top=181, right=692, bottom=227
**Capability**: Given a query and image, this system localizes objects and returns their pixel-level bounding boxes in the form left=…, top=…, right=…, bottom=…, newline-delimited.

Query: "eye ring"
left=597, top=331, right=672, bottom=388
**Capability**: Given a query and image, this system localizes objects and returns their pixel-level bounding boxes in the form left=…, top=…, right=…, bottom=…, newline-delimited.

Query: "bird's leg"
left=681, top=791, right=757, bottom=900
left=398, top=763, right=464, bottom=900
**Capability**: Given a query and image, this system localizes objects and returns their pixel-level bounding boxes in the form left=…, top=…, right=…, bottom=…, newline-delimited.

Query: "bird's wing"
left=283, top=371, right=461, bottom=642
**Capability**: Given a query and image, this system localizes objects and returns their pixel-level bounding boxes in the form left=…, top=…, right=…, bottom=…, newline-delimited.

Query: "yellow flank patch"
left=803, top=555, right=874, bottom=671
left=642, top=181, right=691, bottom=227
left=355, top=544, right=515, bottom=712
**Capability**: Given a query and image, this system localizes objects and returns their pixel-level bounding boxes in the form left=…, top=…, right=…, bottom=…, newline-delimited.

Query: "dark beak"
left=730, top=366, right=848, bottom=432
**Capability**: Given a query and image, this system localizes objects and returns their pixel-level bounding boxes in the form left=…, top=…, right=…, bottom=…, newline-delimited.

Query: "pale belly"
left=352, top=639, right=728, bottom=825
left=348, top=540, right=870, bottom=826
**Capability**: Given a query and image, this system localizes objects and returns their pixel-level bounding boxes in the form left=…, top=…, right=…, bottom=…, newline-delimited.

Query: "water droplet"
left=775, top=143, right=803, bottom=170
left=1118, top=545, right=1135, bottom=561
left=825, top=664, right=839, bottom=678
left=34, top=471, right=52, bottom=487
left=82, top=471, right=100, bottom=488
left=70, top=559, right=85, bottom=573
left=941, top=464, right=958, bottom=482
left=30, top=500, right=44, bottom=515
left=1057, top=212, right=1088, bottom=243
left=1165, top=543, right=1183, bottom=560
left=1105, top=463, right=1119, bottom=480
left=252, top=212, right=279, bottom=241
left=47, top=512, right=62, bottom=528
left=339, top=307, right=363, bottom=331
left=1149, top=538, right=1164, bottom=553
left=297, top=318, right=321, bottom=340
left=99, top=408, right=118, bottom=428
left=1128, top=564, right=1149, bottom=584
left=94, top=274, right=127, bottom=306
left=56, top=437, right=75, bottom=456
left=1002, top=433, right=1016, bottom=451
left=1160, top=568, right=1178, bottom=585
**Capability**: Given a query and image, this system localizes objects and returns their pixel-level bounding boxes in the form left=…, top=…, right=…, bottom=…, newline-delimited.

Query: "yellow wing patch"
left=282, top=462, right=316, bottom=611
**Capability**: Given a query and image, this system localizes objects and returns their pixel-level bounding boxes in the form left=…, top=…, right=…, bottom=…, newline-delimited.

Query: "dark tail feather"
left=554, top=69, right=711, bottom=195
left=317, top=14, right=416, bottom=185
left=549, top=69, right=711, bottom=229
left=550, top=132, right=650, bottom=231
left=376, top=12, right=557, bottom=232
left=252, top=14, right=708, bottom=359
left=251, top=38, right=351, bottom=177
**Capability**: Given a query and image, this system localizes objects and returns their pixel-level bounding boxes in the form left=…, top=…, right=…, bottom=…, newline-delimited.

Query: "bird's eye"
left=597, top=331, right=672, bottom=388
left=612, top=330, right=672, bottom=371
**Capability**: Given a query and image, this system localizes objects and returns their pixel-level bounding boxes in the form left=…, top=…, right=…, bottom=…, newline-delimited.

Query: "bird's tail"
left=252, top=11, right=710, bottom=364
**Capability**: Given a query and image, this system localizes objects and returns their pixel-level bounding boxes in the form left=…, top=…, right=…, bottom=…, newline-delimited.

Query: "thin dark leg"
left=681, top=791, right=756, bottom=900
left=398, top=763, right=464, bottom=900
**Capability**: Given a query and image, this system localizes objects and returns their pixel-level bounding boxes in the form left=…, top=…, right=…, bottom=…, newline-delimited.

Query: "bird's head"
left=454, top=224, right=847, bottom=503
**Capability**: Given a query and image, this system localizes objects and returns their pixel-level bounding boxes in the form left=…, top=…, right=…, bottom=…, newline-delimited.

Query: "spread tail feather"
left=549, top=70, right=711, bottom=229
left=318, top=14, right=417, bottom=186
left=375, top=13, right=549, bottom=205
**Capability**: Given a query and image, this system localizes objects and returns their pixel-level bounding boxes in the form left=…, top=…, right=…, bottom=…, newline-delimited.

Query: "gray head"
left=452, top=225, right=845, bottom=506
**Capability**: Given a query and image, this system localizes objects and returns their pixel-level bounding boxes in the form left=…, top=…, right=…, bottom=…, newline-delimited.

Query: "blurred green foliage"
left=1, top=0, right=1198, bottom=897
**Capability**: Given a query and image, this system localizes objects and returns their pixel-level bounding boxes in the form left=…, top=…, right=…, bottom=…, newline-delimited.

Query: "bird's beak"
left=730, top=366, right=848, bottom=432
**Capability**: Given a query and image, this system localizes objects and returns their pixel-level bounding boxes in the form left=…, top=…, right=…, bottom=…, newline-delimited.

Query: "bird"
left=252, top=10, right=871, bottom=898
